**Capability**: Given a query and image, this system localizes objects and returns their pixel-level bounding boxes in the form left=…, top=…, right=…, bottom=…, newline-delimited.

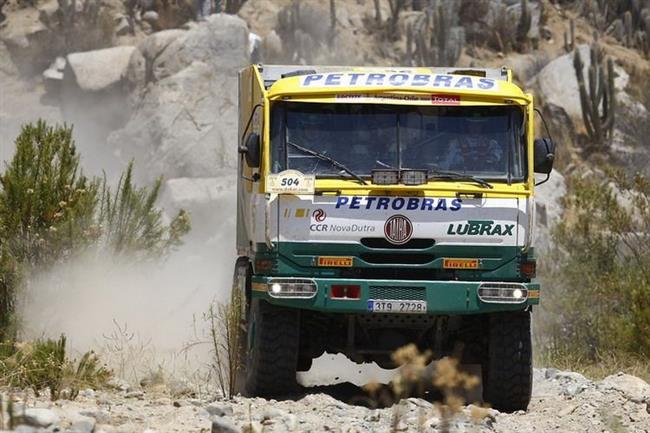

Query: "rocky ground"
left=6, top=368, right=650, bottom=433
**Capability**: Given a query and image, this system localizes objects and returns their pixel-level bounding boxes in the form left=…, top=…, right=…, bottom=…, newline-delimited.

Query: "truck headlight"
left=267, top=278, right=317, bottom=299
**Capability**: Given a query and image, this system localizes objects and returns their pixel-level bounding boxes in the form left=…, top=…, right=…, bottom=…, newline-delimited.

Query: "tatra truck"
left=233, top=65, right=555, bottom=411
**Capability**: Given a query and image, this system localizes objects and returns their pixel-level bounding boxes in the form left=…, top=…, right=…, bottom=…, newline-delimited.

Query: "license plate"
left=367, top=300, right=427, bottom=314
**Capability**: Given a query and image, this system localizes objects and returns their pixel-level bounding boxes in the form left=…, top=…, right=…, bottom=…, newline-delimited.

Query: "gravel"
left=6, top=368, right=650, bottom=433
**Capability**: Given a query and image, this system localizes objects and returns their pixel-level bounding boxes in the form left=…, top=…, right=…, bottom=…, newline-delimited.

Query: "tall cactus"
left=408, top=4, right=464, bottom=66
left=564, top=19, right=575, bottom=52
left=516, top=0, right=531, bottom=50
left=573, top=36, right=616, bottom=148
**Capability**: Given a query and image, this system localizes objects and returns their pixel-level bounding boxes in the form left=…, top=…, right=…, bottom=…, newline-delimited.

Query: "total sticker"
left=267, top=170, right=315, bottom=194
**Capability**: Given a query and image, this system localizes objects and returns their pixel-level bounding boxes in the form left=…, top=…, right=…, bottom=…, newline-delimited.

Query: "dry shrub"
left=0, top=335, right=111, bottom=400
left=205, top=288, right=243, bottom=398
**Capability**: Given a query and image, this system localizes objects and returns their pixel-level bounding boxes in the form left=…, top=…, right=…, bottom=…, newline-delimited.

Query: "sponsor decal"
left=310, top=223, right=376, bottom=233
left=301, top=73, right=498, bottom=91
left=336, top=93, right=435, bottom=103
left=443, top=258, right=479, bottom=269
left=312, top=208, right=327, bottom=222
left=384, top=215, right=413, bottom=245
left=301, top=72, right=498, bottom=90
left=447, top=220, right=515, bottom=236
left=317, top=256, right=354, bottom=267
left=431, top=94, right=461, bottom=105
left=335, top=196, right=462, bottom=211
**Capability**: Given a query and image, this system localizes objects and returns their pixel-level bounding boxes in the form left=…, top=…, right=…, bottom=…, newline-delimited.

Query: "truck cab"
left=234, top=65, right=555, bottom=411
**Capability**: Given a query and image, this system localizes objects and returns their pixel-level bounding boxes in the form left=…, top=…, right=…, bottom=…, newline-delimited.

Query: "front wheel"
left=242, top=299, right=300, bottom=397
left=482, top=310, right=533, bottom=412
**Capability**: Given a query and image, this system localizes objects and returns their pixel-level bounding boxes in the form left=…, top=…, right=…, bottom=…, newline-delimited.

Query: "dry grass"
left=204, top=290, right=244, bottom=399
left=536, top=349, right=650, bottom=383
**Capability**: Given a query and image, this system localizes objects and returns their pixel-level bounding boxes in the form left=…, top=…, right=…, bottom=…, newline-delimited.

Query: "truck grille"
left=369, top=285, right=426, bottom=301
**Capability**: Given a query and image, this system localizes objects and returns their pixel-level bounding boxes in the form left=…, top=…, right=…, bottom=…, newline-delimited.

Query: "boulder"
left=109, top=61, right=240, bottom=180
left=536, top=44, right=630, bottom=119
left=600, top=373, right=650, bottom=403
left=534, top=169, right=566, bottom=252
left=112, top=15, right=248, bottom=180
left=16, top=408, right=60, bottom=428
left=0, top=40, right=19, bottom=77
left=127, top=14, right=248, bottom=86
left=65, top=46, right=136, bottom=93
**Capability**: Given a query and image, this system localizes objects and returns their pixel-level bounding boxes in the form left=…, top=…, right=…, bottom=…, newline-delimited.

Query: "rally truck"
left=233, top=65, right=555, bottom=411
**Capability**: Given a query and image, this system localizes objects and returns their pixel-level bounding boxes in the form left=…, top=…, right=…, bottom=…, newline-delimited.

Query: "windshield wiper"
left=428, top=170, right=493, bottom=189
left=286, top=140, right=368, bottom=185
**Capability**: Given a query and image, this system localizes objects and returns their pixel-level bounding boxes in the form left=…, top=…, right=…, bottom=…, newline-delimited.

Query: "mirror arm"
left=535, top=171, right=551, bottom=186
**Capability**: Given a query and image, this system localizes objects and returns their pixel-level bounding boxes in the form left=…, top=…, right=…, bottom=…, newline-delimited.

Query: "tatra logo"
left=312, top=208, right=326, bottom=222
left=384, top=215, right=413, bottom=245
left=447, top=220, right=515, bottom=236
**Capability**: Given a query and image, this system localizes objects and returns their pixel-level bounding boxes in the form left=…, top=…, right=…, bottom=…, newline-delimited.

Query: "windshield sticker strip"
left=334, top=93, right=462, bottom=104
left=301, top=73, right=498, bottom=91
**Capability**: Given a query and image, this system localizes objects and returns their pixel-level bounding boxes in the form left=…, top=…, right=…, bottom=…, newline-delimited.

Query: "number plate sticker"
left=267, top=169, right=315, bottom=194
left=367, top=300, right=427, bottom=314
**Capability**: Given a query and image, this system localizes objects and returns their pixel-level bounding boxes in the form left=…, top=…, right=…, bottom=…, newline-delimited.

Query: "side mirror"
left=239, top=133, right=261, bottom=168
left=533, top=138, right=555, bottom=174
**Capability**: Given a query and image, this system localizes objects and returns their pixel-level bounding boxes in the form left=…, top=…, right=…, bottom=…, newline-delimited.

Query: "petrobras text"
left=335, top=196, right=462, bottom=211
left=301, top=73, right=498, bottom=91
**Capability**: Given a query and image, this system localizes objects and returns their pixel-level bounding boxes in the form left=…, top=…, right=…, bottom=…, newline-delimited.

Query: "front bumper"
left=251, top=277, right=540, bottom=314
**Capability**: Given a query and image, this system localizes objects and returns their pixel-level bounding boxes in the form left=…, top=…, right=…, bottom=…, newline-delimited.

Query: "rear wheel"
left=482, top=310, right=533, bottom=412
left=243, top=299, right=300, bottom=397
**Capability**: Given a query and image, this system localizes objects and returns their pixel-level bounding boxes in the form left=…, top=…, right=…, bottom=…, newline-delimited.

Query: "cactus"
left=624, top=10, right=633, bottom=47
left=388, top=0, right=406, bottom=37
left=329, top=0, right=336, bottom=48
left=564, top=19, right=575, bottom=52
left=407, top=4, right=464, bottom=66
left=573, top=35, right=616, bottom=148
left=516, top=0, right=531, bottom=50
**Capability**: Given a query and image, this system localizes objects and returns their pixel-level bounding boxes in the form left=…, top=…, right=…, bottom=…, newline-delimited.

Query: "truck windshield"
left=270, top=102, right=526, bottom=181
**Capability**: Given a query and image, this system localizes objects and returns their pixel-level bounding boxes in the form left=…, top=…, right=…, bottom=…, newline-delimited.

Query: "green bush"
left=0, top=120, right=190, bottom=339
left=0, top=335, right=112, bottom=399
left=539, top=168, right=650, bottom=361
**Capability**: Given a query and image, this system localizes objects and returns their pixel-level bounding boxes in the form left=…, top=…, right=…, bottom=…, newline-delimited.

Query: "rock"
left=107, top=377, right=131, bottom=392
left=600, top=373, right=650, bottom=403
left=0, top=3, right=60, bottom=74
left=127, top=14, right=248, bottom=85
left=205, top=403, right=234, bottom=417
left=14, top=426, right=39, bottom=433
left=109, top=61, right=241, bottom=180
left=536, top=44, right=630, bottom=119
left=142, top=11, right=159, bottom=24
left=115, top=16, right=132, bottom=36
left=65, top=46, right=136, bottom=93
left=16, top=408, right=60, bottom=428
left=0, top=40, right=19, bottom=77
left=534, top=169, right=566, bottom=252
left=69, top=417, right=96, bottom=433
left=125, top=390, right=145, bottom=399
left=211, top=418, right=240, bottom=433
left=112, top=16, right=248, bottom=180
left=241, top=422, right=263, bottom=433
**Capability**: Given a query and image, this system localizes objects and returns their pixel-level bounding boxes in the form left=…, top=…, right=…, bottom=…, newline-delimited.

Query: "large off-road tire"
left=482, top=310, right=533, bottom=412
left=243, top=299, right=300, bottom=397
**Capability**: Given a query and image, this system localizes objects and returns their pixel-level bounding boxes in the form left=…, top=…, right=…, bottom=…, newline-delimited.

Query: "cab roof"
left=254, top=65, right=530, bottom=104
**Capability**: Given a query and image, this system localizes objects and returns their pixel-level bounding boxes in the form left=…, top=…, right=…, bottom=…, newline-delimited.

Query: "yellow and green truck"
left=233, top=65, right=555, bottom=411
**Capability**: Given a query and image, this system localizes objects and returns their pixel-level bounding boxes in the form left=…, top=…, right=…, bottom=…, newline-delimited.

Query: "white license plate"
left=367, top=300, right=427, bottom=314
